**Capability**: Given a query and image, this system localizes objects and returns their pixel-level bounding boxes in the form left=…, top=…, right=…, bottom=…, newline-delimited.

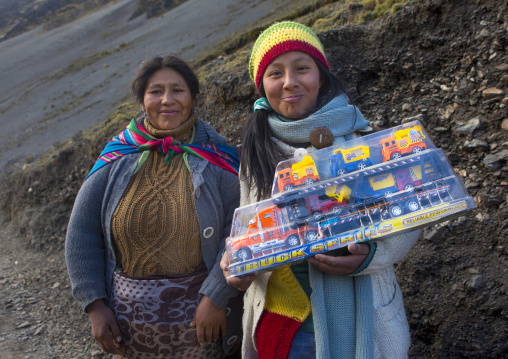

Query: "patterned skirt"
left=108, top=265, right=222, bottom=359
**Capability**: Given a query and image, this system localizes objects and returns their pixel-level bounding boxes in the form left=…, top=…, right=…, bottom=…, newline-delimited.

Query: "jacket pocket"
left=373, top=280, right=410, bottom=359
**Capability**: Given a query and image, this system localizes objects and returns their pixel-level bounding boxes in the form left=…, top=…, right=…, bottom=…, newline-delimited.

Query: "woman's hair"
left=240, top=59, right=348, bottom=201
left=131, top=54, right=200, bottom=104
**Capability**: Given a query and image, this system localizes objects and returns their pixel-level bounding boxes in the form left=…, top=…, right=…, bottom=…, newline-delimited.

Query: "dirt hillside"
left=0, top=0, right=507, bottom=358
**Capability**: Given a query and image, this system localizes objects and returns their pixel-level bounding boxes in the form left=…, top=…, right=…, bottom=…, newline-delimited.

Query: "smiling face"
left=262, top=51, right=322, bottom=121
left=142, top=67, right=194, bottom=131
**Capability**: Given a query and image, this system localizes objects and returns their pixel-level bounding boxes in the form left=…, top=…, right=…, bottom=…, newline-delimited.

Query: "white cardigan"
left=239, top=140, right=419, bottom=359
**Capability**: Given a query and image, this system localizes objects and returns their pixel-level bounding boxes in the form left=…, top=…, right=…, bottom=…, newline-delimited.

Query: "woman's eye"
left=268, top=70, right=282, bottom=77
left=297, top=66, right=309, bottom=71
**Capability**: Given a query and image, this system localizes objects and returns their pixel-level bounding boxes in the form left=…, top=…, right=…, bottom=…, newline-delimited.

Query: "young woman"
left=66, top=54, right=242, bottom=358
left=221, top=21, right=419, bottom=359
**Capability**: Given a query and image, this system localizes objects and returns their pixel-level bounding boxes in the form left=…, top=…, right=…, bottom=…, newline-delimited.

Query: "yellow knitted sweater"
left=111, top=117, right=203, bottom=277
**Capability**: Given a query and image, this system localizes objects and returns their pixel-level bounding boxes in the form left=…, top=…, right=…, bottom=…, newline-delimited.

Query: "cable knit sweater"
left=240, top=138, right=419, bottom=359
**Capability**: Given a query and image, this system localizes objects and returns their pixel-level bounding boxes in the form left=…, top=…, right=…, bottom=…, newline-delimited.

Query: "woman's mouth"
left=160, top=110, right=179, bottom=116
left=282, top=95, right=303, bottom=103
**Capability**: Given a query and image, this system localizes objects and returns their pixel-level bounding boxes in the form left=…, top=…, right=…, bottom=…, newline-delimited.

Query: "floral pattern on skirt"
left=108, top=266, right=222, bottom=359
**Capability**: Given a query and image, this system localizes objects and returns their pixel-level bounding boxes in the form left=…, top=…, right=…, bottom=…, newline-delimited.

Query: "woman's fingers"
left=308, top=243, right=370, bottom=274
left=87, top=300, right=123, bottom=355
left=220, top=248, right=256, bottom=291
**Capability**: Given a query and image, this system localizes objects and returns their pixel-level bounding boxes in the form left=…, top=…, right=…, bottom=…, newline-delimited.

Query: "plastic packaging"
left=225, top=121, right=476, bottom=278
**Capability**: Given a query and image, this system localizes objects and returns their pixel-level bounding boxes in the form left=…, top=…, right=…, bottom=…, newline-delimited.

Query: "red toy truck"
left=230, top=205, right=319, bottom=261
left=381, top=125, right=426, bottom=162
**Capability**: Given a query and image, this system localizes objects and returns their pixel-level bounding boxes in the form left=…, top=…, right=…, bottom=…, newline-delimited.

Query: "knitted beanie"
left=249, top=21, right=330, bottom=91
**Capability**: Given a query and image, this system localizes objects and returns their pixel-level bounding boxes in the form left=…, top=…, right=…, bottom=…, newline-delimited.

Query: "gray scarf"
left=263, top=94, right=370, bottom=148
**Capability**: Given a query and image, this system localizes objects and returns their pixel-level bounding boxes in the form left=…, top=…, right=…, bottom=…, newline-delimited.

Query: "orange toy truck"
left=276, top=155, right=320, bottom=192
left=230, top=205, right=319, bottom=261
left=381, top=125, right=426, bottom=162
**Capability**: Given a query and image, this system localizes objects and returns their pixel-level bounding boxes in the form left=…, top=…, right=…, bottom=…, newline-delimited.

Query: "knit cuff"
left=350, top=242, right=377, bottom=275
left=199, top=264, right=239, bottom=309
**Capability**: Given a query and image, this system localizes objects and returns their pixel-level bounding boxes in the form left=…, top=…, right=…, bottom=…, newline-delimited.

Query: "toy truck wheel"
left=236, top=247, right=252, bottom=261
left=391, top=152, right=402, bottom=160
left=404, top=184, right=415, bottom=192
left=284, top=184, right=294, bottom=191
left=406, top=200, right=419, bottom=212
left=304, top=178, right=315, bottom=186
left=286, top=235, right=301, bottom=247
left=384, top=190, right=393, bottom=197
left=332, top=206, right=342, bottom=214
left=312, top=211, right=323, bottom=220
left=305, top=229, right=319, bottom=242
left=412, top=146, right=422, bottom=154
left=357, top=162, right=367, bottom=170
left=337, top=168, right=347, bottom=176
left=390, top=205, right=403, bottom=217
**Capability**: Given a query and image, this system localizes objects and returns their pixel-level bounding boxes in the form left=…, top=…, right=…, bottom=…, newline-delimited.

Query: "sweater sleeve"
left=199, top=168, right=241, bottom=309
left=351, top=230, right=421, bottom=276
left=65, top=167, right=111, bottom=312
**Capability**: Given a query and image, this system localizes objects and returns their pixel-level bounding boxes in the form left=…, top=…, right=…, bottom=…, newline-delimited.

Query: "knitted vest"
left=256, top=266, right=311, bottom=359
left=111, top=118, right=203, bottom=277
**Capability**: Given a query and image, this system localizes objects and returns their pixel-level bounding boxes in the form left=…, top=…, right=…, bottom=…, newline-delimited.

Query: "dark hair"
left=131, top=54, right=200, bottom=104
left=240, top=59, right=347, bottom=201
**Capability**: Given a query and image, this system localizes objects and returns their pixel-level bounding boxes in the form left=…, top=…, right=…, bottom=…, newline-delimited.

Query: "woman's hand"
left=87, top=299, right=123, bottom=355
left=220, top=249, right=256, bottom=291
left=307, top=243, right=370, bottom=275
left=191, top=295, right=226, bottom=345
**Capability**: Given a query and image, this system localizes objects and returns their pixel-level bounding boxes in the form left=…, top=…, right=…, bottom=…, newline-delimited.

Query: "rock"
left=464, top=139, right=489, bottom=150
left=465, top=181, right=479, bottom=189
left=423, top=228, right=443, bottom=242
left=500, top=75, right=508, bottom=86
left=16, top=321, right=31, bottom=329
left=479, top=29, right=490, bottom=37
left=401, top=114, right=426, bottom=126
left=483, top=154, right=500, bottom=169
left=482, top=196, right=503, bottom=208
left=402, top=103, right=413, bottom=112
left=34, top=325, right=45, bottom=335
left=456, top=117, right=481, bottom=134
left=444, top=103, right=458, bottom=119
left=482, top=88, right=505, bottom=99
left=456, top=216, right=470, bottom=226
left=468, top=275, right=483, bottom=290
left=495, top=150, right=508, bottom=161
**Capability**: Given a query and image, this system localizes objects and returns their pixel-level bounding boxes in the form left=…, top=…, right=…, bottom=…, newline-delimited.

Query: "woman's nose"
left=161, top=92, right=174, bottom=104
left=283, top=72, right=299, bottom=89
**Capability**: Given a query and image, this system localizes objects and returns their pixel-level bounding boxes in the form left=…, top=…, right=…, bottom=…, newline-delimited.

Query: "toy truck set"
left=225, top=121, right=476, bottom=278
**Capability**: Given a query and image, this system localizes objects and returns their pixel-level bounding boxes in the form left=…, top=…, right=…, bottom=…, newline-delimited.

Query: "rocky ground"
left=0, top=0, right=507, bottom=358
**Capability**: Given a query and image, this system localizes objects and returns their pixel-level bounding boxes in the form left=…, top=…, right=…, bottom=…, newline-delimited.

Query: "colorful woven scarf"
left=85, top=119, right=240, bottom=181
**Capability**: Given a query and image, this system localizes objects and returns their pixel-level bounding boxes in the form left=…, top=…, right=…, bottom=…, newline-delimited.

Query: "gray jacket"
left=65, top=119, right=242, bottom=353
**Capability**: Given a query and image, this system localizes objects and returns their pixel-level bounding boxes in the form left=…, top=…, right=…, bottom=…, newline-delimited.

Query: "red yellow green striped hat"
left=249, top=21, right=329, bottom=91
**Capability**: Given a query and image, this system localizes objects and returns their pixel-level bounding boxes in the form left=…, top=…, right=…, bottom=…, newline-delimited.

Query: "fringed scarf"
left=85, top=118, right=240, bottom=181
left=253, top=94, right=374, bottom=359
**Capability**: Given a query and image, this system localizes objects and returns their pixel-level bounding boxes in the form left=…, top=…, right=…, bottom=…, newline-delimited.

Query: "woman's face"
left=262, top=51, right=321, bottom=120
left=142, top=68, right=194, bottom=130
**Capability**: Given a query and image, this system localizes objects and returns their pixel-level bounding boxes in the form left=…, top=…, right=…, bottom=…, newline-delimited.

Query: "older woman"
left=66, top=55, right=242, bottom=358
